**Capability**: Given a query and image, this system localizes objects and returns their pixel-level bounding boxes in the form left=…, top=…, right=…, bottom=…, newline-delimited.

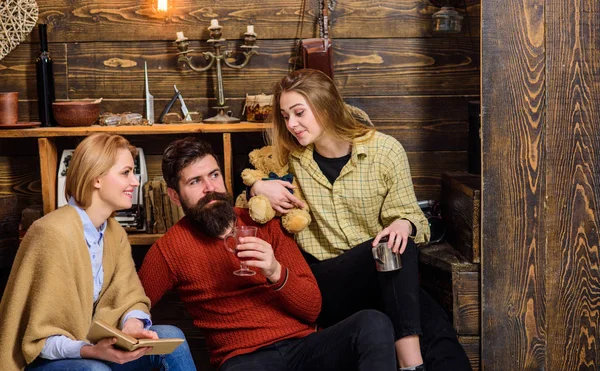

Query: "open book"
left=87, top=320, right=184, bottom=355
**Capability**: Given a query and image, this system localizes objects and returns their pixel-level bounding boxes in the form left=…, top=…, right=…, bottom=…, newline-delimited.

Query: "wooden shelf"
left=128, top=233, right=163, bottom=245
left=3, top=123, right=270, bottom=215
left=0, top=122, right=270, bottom=138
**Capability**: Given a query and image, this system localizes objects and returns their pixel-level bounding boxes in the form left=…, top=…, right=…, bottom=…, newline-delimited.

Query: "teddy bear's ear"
left=248, top=148, right=261, bottom=166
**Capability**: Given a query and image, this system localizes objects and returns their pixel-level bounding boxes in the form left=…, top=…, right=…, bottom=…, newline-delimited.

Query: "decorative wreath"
left=0, top=0, right=39, bottom=60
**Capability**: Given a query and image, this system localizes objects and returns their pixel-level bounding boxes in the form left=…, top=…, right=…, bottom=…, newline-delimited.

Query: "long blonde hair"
left=65, top=133, right=137, bottom=208
left=269, top=69, right=374, bottom=164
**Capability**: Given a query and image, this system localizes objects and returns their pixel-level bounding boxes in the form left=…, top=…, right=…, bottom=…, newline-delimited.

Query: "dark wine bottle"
left=36, top=24, right=56, bottom=126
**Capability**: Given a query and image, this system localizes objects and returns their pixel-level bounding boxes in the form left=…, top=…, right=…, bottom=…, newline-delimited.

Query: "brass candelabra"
left=175, top=20, right=259, bottom=123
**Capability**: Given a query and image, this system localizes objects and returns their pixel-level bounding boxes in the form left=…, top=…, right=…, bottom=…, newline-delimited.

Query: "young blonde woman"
left=249, top=69, right=472, bottom=371
left=0, top=133, right=195, bottom=371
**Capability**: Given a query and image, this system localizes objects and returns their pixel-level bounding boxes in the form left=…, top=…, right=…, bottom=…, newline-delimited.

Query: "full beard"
left=181, top=192, right=237, bottom=238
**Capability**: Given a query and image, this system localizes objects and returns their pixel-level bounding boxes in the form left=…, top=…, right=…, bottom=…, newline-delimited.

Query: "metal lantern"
left=432, top=6, right=464, bottom=33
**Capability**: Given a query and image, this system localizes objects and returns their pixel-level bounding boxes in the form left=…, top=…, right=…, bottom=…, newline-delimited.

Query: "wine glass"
left=224, top=226, right=257, bottom=276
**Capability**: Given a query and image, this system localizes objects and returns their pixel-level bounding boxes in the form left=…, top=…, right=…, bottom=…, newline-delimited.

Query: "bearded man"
left=138, top=137, right=398, bottom=371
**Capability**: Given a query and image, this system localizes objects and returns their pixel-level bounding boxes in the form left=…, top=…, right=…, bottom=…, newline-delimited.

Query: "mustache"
left=196, top=191, right=231, bottom=209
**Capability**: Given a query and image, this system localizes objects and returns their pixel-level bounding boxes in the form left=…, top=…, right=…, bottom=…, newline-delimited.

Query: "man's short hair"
left=162, top=137, right=219, bottom=191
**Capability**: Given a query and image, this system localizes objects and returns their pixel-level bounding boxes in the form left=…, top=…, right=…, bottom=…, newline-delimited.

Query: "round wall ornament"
left=0, top=0, right=39, bottom=60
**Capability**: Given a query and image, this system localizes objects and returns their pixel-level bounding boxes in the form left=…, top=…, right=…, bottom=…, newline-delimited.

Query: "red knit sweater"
left=139, top=208, right=321, bottom=367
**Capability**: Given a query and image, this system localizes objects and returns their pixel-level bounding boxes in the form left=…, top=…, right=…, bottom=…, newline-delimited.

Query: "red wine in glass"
left=235, top=247, right=252, bottom=262
left=224, top=226, right=257, bottom=276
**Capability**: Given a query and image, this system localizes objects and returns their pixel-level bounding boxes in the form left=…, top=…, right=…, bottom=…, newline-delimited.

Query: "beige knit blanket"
left=0, top=206, right=150, bottom=370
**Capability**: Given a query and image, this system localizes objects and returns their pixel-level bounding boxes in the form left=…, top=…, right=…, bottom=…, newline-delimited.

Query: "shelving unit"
left=127, top=234, right=164, bottom=245
left=1, top=123, right=270, bottom=245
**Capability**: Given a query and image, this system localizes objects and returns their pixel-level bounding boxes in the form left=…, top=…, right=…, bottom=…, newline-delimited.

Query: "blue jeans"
left=26, top=325, right=196, bottom=371
left=220, top=310, right=397, bottom=371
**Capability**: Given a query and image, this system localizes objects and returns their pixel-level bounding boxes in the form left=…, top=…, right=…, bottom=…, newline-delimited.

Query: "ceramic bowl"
left=52, top=100, right=101, bottom=127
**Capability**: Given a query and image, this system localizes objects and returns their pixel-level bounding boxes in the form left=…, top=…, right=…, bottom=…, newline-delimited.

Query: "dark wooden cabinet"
left=441, top=172, right=481, bottom=263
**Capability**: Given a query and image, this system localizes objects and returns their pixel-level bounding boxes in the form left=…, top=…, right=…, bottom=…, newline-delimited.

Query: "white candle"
left=157, top=0, right=168, bottom=12
left=176, top=31, right=185, bottom=41
left=210, top=19, right=219, bottom=27
left=247, top=25, right=254, bottom=34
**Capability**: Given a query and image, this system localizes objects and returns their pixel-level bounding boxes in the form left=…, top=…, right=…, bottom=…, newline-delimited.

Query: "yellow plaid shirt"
left=290, top=131, right=430, bottom=260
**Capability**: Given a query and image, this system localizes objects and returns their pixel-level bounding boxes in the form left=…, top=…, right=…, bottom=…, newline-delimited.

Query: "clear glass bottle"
left=36, top=24, right=56, bottom=126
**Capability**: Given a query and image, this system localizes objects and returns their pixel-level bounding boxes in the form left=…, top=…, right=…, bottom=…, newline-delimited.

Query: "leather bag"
left=300, top=1, right=334, bottom=78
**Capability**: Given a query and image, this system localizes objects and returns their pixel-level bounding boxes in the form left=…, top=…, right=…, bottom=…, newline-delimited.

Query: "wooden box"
left=441, top=172, right=481, bottom=263
left=458, top=336, right=480, bottom=371
left=419, top=243, right=480, bottom=370
left=419, top=243, right=480, bottom=335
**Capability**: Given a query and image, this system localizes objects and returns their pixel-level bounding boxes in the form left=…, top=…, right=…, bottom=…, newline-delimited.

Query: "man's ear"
left=167, top=187, right=181, bottom=206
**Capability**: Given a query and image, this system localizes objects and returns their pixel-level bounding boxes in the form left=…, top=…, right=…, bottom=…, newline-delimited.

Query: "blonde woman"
left=0, top=133, right=195, bottom=371
left=249, top=69, right=471, bottom=371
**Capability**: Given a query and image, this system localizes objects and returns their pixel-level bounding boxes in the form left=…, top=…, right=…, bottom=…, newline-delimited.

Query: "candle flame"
left=157, top=0, right=168, bottom=12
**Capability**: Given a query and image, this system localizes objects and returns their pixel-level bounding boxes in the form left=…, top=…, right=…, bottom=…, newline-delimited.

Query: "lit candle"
left=210, top=19, right=219, bottom=27
left=157, top=0, right=168, bottom=12
left=247, top=25, right=254, bottom=34
left=176, top=31, right=185, bottom=41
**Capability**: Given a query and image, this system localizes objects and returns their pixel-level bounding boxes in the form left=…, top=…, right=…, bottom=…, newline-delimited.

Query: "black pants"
left=220, top=310, right=397, bottom=371
left=304, top=239, right=473, bottom=371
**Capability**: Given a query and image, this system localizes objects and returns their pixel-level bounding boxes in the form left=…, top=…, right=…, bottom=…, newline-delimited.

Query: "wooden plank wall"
left=481, top=0, right=599, bottom=369
left=0, top=1, right=481, bottom=368
left=0, top=0, right=480, bottom=213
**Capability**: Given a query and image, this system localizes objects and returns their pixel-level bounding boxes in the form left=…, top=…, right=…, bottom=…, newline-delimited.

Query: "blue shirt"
left=40, top=200, right=151, bottom=360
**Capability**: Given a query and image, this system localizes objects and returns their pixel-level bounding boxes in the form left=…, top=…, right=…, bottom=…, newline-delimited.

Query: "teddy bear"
left=235, top=145, right=311, bottom=234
